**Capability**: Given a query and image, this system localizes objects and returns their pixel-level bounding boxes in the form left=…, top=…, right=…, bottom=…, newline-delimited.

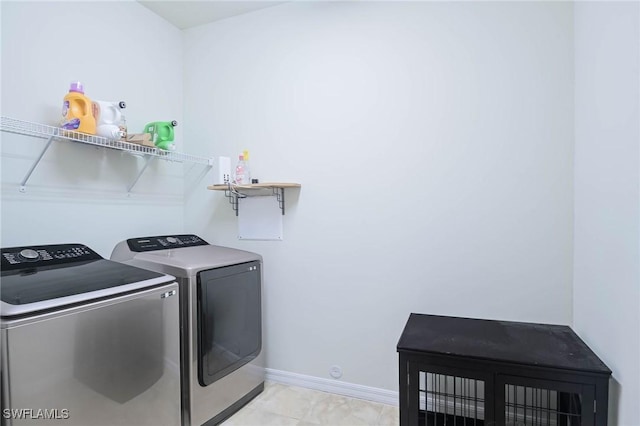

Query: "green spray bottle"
left=144, top=120, right=177, bottom=150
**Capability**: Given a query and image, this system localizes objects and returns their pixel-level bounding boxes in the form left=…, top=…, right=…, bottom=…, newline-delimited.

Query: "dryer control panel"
left=126, top=234, right=209, bottom=252
left=1, top=243, right=102, bottom=270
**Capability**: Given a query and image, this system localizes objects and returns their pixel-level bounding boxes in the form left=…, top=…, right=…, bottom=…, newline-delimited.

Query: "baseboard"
left=265, top=368, right=399, bottom=406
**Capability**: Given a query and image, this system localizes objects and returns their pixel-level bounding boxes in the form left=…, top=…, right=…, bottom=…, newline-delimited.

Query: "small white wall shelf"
left=0, top=116, right=214, bottom=193
left=208, top=183, right=301, bottom=215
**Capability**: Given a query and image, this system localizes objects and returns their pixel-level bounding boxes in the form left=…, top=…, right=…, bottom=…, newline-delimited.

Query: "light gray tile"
left=224, top=382, right=392, bottom=426
left=257, top=384, right=332, bottom=419
left=376, top=404, right=399, bottom=426
left=223, top=407, right=300, bottom=426
left=348, top=398, right=387, bottom=425
left=258, top=382, right=289, bottom=401
left=300, top=393, right=384, bottom=425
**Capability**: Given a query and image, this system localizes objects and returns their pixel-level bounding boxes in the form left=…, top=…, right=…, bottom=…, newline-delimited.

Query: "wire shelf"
left=1, top=116, right=213, bottom=193
left=0, top=116, right=213, bottom=165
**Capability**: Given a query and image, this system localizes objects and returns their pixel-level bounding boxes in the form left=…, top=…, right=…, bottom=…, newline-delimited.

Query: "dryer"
left=111, top=235, right=264, bottom=426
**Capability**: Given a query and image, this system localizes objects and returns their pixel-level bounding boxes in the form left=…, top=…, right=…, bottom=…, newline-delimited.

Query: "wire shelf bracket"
left=19, top=135, right=55, bottom=192
left=126, top=155, right=155, bottom=194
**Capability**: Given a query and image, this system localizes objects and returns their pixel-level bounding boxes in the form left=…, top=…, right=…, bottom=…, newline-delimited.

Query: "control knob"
left=19, top=249, right=39, bottom=260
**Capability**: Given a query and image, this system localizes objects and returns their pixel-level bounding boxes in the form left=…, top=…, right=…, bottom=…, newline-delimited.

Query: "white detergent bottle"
left=94, top=100, right=126, bottom=139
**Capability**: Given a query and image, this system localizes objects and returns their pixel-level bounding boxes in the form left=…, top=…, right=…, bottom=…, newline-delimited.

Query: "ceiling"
left=139, top=1, right=287, bottom=30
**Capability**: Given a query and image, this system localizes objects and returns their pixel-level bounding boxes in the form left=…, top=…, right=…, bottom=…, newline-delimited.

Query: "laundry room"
left=1, top=1, right=638, bottom=426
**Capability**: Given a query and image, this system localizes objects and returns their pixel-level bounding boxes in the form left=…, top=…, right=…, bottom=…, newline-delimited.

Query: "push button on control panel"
left=2, top=253, right=19, bottom=265
left=19, top=249, right=39, bottom=260
left=53, top=247, right=92, bottom=259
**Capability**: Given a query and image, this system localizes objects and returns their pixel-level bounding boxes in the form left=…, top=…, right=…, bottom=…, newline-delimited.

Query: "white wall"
left=1, top=1, right=187, bottom=256
left=573, top=2, right=640, bottom=425
left=183, top=1, right=575, bottom=391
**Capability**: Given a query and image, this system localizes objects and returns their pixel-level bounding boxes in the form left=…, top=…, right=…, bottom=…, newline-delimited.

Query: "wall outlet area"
left=330, top=365, right=343, bottom=379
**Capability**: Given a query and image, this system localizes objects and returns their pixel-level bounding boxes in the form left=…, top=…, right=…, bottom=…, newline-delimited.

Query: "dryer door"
left=197, top=261, right=261, bottom=386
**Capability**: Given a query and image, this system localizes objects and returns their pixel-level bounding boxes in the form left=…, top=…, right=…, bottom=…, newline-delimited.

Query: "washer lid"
left=1, top=243, right=175, bottom=317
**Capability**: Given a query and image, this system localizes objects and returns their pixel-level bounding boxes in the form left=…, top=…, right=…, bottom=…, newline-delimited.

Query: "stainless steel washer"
left=0, top=243, right=181, bottom=426
left=111, top=234, right=264, bottom=426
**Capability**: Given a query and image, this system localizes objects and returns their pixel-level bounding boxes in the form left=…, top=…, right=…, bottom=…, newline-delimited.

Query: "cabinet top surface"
left=397, top=313, right=611, bottom=375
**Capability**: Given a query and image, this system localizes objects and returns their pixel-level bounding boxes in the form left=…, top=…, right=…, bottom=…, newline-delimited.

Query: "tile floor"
left=221, top=382, right=399, bottom=426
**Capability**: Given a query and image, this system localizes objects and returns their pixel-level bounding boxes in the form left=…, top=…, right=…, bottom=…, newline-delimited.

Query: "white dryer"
left=111, top=235, right=264, bottom=426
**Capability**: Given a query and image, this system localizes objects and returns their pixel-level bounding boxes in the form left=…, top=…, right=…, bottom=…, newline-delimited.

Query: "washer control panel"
left=126, top=234, right=209, bottom=252
left=1, top=243, right=102, bottom=271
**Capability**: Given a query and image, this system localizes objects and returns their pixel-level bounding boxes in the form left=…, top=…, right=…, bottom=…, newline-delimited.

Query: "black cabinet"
left=397, top=314, right=611, bottom=426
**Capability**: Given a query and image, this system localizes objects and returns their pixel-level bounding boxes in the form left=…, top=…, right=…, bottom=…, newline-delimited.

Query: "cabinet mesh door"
left=419, top=372, right=485, bottom=425
left=505, top=384, right=583, bottom=426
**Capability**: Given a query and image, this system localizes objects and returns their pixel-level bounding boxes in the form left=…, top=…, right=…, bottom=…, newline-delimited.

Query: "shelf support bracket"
left=19, top=135, right=55, bottom=192
left=127, top=155, right=154, bottom=193
left=272, top=187, right=286, bottom=215
left=217, top=185, right=292, bottom=216
left=223, top=184, right=239, bottom=216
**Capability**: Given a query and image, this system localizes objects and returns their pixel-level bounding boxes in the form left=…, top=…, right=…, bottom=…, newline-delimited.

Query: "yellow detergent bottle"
left=61, top=81, right=96, bottom=134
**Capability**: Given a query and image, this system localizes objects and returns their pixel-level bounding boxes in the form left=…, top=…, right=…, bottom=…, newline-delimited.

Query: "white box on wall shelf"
left=213, top=156, right=231, bottom=185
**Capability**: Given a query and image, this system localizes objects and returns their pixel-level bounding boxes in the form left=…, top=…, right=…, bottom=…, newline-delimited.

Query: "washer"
left=111, top=234, right=264, bottom=426
left=1, top=243, right=181, bottom=426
